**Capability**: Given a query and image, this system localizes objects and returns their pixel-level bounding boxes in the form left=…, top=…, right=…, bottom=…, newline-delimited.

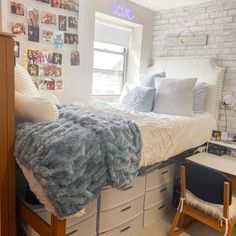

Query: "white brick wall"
left=152, top=0, right=236, bottom=133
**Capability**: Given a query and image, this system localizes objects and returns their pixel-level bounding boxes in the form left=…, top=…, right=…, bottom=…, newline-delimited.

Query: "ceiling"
left=128, top=0, right=212, bottom=11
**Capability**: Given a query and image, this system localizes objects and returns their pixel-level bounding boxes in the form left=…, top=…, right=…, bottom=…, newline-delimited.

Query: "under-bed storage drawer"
left=146, top=164, right=175, bottom=191
left=143, top=201, right=172, bottom=228
left=144, top=179, right=174, bottom=210
left=100, top=176, right=146, bottom=211
left=99, top=195, right=144, bottom=232
left=99, top=213, right=143, bottom=236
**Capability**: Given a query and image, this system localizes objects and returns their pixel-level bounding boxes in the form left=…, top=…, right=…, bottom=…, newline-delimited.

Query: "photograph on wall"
left=64, top=33, right=78, bottom=44
left=68, top=16, right=77, bottom=28
left=51, top=0, right=79, bottom=12
left=54, top=31, right=64, bottom=49
left=11, top=22, right=25, bottom=35
left=28, top=64, right=39, bottom=76
left=43, top=51, right=53, bottom=64
left=59, top=15, right=67, bottom=31
left=70, top=50, right=80, bottom=66
left=36, top=0, right=50, bottom=3
left=14, top=41, right=20, bottom=58
left=10, top=1, right=24, bottom=16
left=51, top=0, right=61, bottom=8
left=212, top=130, right=222, bottom=142
left=28, top=25, right=39, bottom=42
left=53, top=52, right=62, bottom=65
left=27, top=7, right=39, bottom=26
left=41, top=11, right=57, bottom=25
left=35, top=78, right=55, bottom=90
left=55, top=79, right=63, bottom=90
left=42, top=30, right=54, bottom=42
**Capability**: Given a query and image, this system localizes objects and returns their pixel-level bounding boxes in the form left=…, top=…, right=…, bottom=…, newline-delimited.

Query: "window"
left=92, top=42, right=128, bottom=96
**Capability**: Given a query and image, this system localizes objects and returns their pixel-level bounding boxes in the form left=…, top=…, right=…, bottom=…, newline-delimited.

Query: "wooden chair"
left=169, top=162, right=236, bottom=236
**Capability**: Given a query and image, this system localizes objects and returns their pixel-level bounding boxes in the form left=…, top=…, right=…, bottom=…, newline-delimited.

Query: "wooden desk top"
left=187, top=152, right=236, bottom=177
left=0, top=32, right=14, bottom=38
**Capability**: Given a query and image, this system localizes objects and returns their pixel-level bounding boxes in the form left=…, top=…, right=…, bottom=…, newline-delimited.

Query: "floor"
left=137, top=212, right=236, bottom=236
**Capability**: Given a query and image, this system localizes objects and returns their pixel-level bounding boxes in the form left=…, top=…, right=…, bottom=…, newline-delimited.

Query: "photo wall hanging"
left=8, top=0, right=80, bottom=91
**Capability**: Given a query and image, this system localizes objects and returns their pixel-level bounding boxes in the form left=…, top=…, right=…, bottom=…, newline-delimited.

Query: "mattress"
left=17, top=101, right=216, bottom=218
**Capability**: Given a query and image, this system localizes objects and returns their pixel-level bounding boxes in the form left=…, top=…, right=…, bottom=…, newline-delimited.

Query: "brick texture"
left=152, top=0, right=236, bottom=133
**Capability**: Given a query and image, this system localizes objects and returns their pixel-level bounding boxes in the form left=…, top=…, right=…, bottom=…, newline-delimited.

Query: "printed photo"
left=11, top=1, right=24, bottom=16
left=55, top=79, right=63, bottom=90
left=55, top=66, right=62, bottom=77
left=68, top=16, right=77, bottom=28
left=42, top=30, right=54, bottom=42
left=54, top=31, right=64, bottom=49
left=53, top=52, right=62, bottom=65
left=43, top=52, right=54, bottom=64
left=35, top=78, right=55, bottom=90
left=11, top=22, right=25, bottom=35
left=27, top=7, right=39, bottom=26
left=28, top=25, right=39, bottom=42
left=59, top=15, right=67, bottom=31
left=64, top=33, right=78, bottom=44
left=51, top=0, right=61, bottom=8
left=212, top=130, right=222, bottom=142
left=70, top=50, right=80, bottom=66
left=43, top=65, right=56, bottom=76
left=28, top=64, right=39, bottom=76
left=36, top=0, right=50, bottom=3
left=27, top=49, right=44, bottom=64
left=14, top=41, right=20, bottom=58
left=41, top=11, right=57, bottom=25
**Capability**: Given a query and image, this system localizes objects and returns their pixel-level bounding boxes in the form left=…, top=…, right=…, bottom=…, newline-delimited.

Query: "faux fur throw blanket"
left=15, top=105, right=142, bottom=218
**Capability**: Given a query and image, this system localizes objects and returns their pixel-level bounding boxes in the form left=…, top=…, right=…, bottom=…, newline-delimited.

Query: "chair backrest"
left=184, top=162, right=232, bottom=205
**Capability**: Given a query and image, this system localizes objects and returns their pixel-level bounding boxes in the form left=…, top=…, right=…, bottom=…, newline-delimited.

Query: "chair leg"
left=168, top=211, right=183, bottom=236
left=179, top=213, right=186, bottom=228
left=226, top=221, right=234, bottom=236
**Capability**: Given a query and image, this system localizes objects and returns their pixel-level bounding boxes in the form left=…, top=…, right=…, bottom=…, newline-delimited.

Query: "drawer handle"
left=123, top=186, right=133, bottom=191
left=121, top=206, right=132, bottom=212
left=160, top=187, right=167, bottom=193
left=120, top=226, right=131, bottom=233
left=158, top=204, right=166, bottom=210
left=161, top=170, right=169, bottom=175
left=66, top=229, right=79, bottom=236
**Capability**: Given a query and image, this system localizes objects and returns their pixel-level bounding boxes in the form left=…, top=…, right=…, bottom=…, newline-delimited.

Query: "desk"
left=187, top=152, right=236, bottom=188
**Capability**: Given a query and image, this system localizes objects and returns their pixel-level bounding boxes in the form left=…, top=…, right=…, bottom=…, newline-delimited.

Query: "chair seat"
left=186, top=190, right=236, bottom=220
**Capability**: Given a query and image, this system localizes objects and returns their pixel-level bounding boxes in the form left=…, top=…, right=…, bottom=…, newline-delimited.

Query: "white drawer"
left=100, top=176, right=146, bottom=211
left=143, top=201, right=172, bottom=228
left=66, top=214, right=97, bottom=236
left=146, top=164, right=175, bottom=191
left=99, top=195, right=144, bottom=232
left=100, top=213, right=143, bottom=236
left=144, top=179, right=174, bottom=210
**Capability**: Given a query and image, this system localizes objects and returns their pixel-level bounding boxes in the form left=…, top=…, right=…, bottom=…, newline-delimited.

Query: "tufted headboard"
left=147, top=57, right=225, bottom=121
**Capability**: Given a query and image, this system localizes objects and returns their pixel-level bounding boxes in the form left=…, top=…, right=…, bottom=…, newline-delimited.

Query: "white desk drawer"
left=146, top=165, right=175, bottom=191
left=100, top=176, right=146, bottom=211
left=66, top=214, right=97, bottom=236
left=144, top=179, right=174, bottom=210
left=143, top=201, right=172, bottom=228
left=100, top=213, right=143, bottom=236
left=99, top=195, right=144, bottom=232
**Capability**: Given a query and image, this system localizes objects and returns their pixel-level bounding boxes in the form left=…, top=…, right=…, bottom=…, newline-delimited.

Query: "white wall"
left=1, top=0, right=155, bottom=103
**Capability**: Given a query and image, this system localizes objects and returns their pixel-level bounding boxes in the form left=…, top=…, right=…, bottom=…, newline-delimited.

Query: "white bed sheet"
left=17, top=101, right=216, bottom=218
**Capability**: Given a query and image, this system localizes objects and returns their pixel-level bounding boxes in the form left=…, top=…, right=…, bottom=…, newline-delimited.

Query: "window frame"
left=92, top=43, right=128, bottom=96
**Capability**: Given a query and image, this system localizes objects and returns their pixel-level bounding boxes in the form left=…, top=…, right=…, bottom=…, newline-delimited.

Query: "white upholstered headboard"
left=147, top=57, right=225, bottom=121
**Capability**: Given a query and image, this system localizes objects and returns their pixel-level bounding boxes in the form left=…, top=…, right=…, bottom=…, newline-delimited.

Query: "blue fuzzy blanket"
left=15, top=105, right=142, bottom=218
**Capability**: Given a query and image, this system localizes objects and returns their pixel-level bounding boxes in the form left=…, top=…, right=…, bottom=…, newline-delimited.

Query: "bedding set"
left=14, top=64, right=217, bottom=218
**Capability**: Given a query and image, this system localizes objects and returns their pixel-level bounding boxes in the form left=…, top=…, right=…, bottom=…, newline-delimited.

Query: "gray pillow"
left=153, top=78, right=197, bottom=116
left=193, top=82, right=208, bottom=113
left=138, top=72, right=166, bottom=87
left=122, top=87, right=156, bottom=112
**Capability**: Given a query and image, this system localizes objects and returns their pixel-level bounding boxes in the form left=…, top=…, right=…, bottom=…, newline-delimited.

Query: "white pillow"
left=153, top=78, right=197, bottom=116
left=15, top=92, right=59, bottom=122
left=119, top=83, right=136, bottom=104
left=39, top=90, right=60, bottom=105
left=15, top=64, right=40, bottom=97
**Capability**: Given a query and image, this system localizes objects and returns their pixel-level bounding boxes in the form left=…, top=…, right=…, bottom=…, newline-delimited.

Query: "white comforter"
left=78, top=100, right=217, bottom=167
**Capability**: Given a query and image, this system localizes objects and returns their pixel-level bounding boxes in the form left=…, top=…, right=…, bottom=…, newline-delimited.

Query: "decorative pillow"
left=119, top=83, right=136, bottom=104
left=193, top=82, right=208, bottom=113
left=153, top=78, right=197, bottom=116
left=39, top=90, right=60, bottom=105
left=15, top=92, right=59, bottom=122
left=121, top=87, right=156, bottom=112
left=15, top=64, right=40, bottom=97
left=138, top=72, right=166, bottom=87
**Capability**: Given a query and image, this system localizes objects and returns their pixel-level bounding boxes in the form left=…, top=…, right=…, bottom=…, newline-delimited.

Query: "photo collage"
left=9, top=0, right=80, bottom=90
left=26, top=49, right=63, bottom=91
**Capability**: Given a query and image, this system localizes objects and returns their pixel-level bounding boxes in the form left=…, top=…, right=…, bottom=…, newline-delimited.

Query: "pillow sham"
left=193, top=82, right=208, bottom=113
left=138, top=72, right=166, bottom=87
left=121, top=86, right=156, bottom=112
left=153, top=78, right=197, bottom=116
left=15, top=92, right=59, bottom=122
left=39, top=90, right=60, bottom=105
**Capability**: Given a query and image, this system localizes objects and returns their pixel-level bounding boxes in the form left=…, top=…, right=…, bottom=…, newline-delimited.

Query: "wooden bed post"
left=0, top=32, right=16, bottom=236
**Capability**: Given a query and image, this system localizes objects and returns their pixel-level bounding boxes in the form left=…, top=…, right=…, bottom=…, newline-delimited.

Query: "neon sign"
left=112, top=0, right=135, bottom=21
